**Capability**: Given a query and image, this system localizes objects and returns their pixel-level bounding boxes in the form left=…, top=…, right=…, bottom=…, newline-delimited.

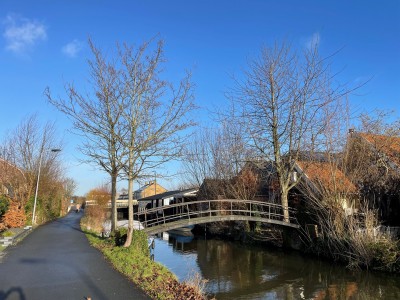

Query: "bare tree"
left=229, top=41, right=352, bottom=222
left=345, top=111, right=400, bottom=193
left=181, top=121, right=253, bottom=187
left=46, top=39, right=125, bottom=232
left=180, top=129, right=216, bottom=187
left=118, top=39, right=195, bottom=247
left=60, top=177, right=77, bottom=215
left=47, top=38, right=195, bottom=239
left=1, top=114, right=64, bottom=223
left=359, top=110, right=400, bottom=136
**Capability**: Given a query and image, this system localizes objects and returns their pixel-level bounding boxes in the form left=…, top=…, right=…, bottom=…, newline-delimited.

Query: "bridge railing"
left=85, top=199, right=135, bottom=208
left=134, top=199, right=298, bottom=229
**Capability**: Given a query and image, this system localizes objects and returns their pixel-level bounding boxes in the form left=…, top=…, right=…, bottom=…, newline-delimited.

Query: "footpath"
left=0, top=212, right=150, bottom=300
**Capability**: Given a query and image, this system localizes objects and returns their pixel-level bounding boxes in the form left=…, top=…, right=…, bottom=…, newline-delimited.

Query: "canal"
left=152, top=232, right=400, bottom=300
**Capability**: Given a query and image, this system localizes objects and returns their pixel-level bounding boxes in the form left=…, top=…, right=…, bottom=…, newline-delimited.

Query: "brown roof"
left=359, top=133, right=400, bottom=167
left=296, top=161, right=357, bottom=194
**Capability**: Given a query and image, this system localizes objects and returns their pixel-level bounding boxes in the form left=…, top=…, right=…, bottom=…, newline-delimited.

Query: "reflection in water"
left=153, top=233, right=400, bottom=299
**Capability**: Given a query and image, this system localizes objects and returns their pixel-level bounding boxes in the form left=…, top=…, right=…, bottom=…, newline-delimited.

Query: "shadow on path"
left=0, top=287, right=26, bottom=300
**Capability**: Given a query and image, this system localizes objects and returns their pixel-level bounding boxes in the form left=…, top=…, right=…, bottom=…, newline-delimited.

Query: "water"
left=152, top=232, right=400, bottom=300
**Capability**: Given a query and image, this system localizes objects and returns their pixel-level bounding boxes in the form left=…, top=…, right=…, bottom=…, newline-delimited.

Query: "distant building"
left=117, top=181, right=168, bottom=203
left=134, top=181, right=167, bottom=199
left=137, top=188, right=198, bottom=213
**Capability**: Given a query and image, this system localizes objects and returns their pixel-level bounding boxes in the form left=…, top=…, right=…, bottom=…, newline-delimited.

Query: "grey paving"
left=0, top=212, right=150, bottom=300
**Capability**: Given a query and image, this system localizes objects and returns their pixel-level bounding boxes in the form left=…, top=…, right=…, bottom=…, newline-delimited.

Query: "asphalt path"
left=0, top=212, right=150, bottom=300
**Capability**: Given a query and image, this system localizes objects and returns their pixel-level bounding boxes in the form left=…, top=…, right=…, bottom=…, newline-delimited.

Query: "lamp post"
left=32, top=148, right=61, bottom=225
left=154, top=171, right=156, bottom=195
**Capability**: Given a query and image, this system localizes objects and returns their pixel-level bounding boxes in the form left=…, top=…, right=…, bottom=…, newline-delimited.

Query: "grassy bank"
left=82, top=226, right=207, bottom=300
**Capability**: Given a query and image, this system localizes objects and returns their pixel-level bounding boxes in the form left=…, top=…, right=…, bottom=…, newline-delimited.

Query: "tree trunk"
left=281, top=189, right=290, bottom=223
left=124, top=152, right=134, bottom=247
left=111, top=172, right=118, bottom=233
left=123, top=178, right=134, bottom=247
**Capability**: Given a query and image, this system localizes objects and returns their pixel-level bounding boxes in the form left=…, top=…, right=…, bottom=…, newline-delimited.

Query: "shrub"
left=3, top=201, right=26, bottom=228
left=368, top=238, right=400, bottom=272
left=114, top=228, right=128, bottom=246
left=81, top=205, right=107, bottom=233
left=0, top=196, right=10, bottom=216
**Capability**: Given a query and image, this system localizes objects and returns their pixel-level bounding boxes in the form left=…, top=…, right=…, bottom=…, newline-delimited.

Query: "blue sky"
left=1, top=1, right=399, bottom=195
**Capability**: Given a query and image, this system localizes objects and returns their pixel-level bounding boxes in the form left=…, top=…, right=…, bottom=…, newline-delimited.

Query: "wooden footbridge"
left=134, top=199, right=299, bottom=235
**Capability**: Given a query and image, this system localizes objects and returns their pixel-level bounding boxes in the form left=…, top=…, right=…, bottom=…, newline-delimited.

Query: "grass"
left=2, top=230, right=15, bottom=238
left=82, top=225, right=207, bottom=299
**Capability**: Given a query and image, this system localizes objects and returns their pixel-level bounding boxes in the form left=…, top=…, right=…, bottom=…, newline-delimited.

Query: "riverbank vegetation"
left=295, top=112, right=400, bottom=273
left=302, top=196, right=400, bottom=273
left=81, top=218, right=208, bottom=300
left=80, top=186, right=110, bottom=233
left=176, top=40, right=400, bottom=271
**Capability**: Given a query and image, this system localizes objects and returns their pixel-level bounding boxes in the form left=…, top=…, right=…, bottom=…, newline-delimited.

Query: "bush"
left=3, top=201, right=26, bottom=228
left=114, top=228, right=128, bottom=246
left=80, top=205, right=107, bottom=233
left=369, top=238, right=400, bottom=272
left=0, top=196, right=10, bottom=216
left=24, top=196, right=34, bottom=221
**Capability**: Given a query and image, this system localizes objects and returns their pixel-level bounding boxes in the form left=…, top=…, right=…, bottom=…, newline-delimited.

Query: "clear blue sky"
left=1, top=1, right=399, bottom=195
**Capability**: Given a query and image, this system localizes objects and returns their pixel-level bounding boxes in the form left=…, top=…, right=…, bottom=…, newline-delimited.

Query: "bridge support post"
left=282, top=227, right=302, bottom=250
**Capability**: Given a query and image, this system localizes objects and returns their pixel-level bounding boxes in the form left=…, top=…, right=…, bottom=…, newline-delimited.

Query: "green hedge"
left=0, top=196, right=10, bottom=216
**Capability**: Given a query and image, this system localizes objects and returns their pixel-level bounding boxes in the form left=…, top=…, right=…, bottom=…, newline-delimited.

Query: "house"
left=222, top=157, right=358, bottom=217
left=134, top=181, right=167, bottom=199
left=116, top=181, right=168, bottom=204
left=138, top=188, right=198, bottom=225
left=347, top=132, right=400, bottom=225
left=357, top=132, right=400, bottom=171
left=138, top=188, right=198, bottom=211
left=237, top=161, right=280, bottom=202
left=294, top=160, right=358, bottom=215
left=197, top=162, right=275, bottom=203
left=197, top=178, right=230, bottom=201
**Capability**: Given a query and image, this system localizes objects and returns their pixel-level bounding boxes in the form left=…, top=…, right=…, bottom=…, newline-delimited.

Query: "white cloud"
left=3, top=14, right=47, bottom=54
left=304, top=32, right=320, bottom=49
left=62, top=39, right=83, bottom=58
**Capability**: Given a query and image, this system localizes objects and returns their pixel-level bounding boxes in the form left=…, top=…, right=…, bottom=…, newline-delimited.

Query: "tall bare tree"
left=60, top=177, right=77, bottom=215
left=181, top=121, right=253, bottom=187
left=47, top=38, right=195, bottom=237
left=118, top=39, right=195, bottom=247
left=46, top=39, right=125, bottom=231
left=229, top=41, right=352, bottom=222
left=1, top=114, right=64, bottom=223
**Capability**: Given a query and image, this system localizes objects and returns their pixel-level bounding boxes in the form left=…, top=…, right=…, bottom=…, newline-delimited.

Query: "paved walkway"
left=0, top=212, right=150, bottom=300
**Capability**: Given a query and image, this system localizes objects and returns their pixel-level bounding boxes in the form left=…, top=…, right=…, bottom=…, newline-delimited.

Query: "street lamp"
left=32, top=148, right=61, bottom=225
left=154, top=171, right=156, bottom=195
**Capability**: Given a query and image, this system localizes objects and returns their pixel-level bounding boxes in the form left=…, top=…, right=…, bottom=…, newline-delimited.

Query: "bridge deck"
left=134, top=199, right=299, bottom=235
